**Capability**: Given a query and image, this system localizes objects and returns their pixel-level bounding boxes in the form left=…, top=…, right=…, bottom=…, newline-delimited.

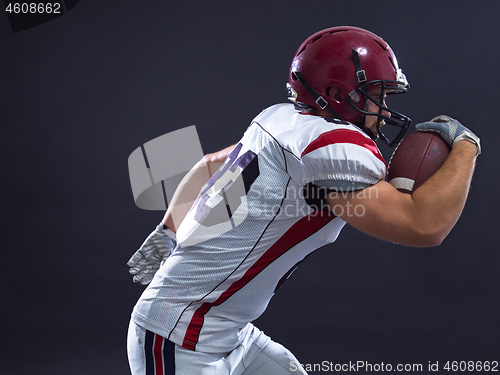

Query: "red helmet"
left=287, top=26, right=411, bottom=146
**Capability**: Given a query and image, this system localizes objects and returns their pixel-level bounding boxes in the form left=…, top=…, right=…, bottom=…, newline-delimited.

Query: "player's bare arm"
left=162, top=144, right=236, bottom=232
left=329, top=140, right=477, bottom=247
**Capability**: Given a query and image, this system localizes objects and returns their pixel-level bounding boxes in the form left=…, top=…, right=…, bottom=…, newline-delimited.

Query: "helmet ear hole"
left=291, top=72, right=299, bottom=81
left=326, top=87, right=342, bottom=103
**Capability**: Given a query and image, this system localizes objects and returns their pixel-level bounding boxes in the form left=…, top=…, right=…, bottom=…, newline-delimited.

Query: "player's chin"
left=375, top=117, right=386, bottom=128
left=364, top=121, right=380, bottom=135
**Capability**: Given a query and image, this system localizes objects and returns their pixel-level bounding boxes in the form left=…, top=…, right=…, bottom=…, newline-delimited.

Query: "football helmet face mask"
left=287, top=26, right=411, bottom=147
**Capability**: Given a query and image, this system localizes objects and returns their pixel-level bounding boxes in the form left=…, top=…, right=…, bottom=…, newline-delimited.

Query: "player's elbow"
left=409, top=222, right=450, bottom=247
left=403, top=232, right=444, bottom=248
left=419, top=232, right=445, bottom=247
left=401, top=234, right=439, bottom=248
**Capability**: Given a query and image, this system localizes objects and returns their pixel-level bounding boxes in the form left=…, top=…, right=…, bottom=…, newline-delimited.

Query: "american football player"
left=127, top=26, right=480, bottom=375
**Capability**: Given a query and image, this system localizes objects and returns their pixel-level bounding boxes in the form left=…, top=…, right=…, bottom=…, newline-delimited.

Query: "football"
left=387, top=131, right=451, bottom=194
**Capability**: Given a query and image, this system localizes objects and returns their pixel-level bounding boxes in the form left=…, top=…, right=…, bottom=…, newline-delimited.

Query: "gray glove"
left=127, top=223, right=177, bottom=285
left=415, top=115, right=481, bottom=155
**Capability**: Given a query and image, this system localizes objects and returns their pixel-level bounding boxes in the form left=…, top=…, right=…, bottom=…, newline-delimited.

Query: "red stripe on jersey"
left=181, top=212, right=336, bottom=350
left=301, top=129, right=386, bottom=165
left=153, top=334, right=164, bottom=375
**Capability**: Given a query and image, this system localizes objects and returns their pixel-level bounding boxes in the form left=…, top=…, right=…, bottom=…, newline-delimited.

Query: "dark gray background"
left=1, top=1, right=499, bottom=374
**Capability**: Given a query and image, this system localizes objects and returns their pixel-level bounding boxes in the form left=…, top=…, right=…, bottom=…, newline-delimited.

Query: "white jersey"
left=131, top=103, right=386, bottom=353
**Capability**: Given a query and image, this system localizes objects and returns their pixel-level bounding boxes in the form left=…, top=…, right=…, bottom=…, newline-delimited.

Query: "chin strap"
left=351, top=49, right=379, bottom=142
left=293, top=71, right=343, bottom=120
left=362, top=126, right=378, bottom=141
left=351, top=49, right=367, bottom=84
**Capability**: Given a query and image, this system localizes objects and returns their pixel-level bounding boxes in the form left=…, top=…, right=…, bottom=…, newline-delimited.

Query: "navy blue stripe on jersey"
left=163, top=339, right=175, bottom=374
left=145, top=330, right=155, bottom=375
left=145, top=331, right=175, bottom=375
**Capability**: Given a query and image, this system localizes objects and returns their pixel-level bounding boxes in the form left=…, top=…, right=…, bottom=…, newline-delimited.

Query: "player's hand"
left=415, top=115, right=481, bottom=155
left=127, top=224, right=177, bottom=285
